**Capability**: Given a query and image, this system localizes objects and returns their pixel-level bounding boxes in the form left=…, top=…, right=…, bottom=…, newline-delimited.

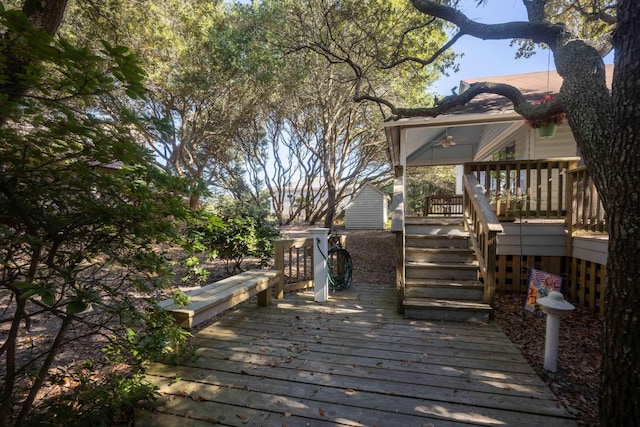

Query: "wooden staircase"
left=403, top=217, right=492, bottom=322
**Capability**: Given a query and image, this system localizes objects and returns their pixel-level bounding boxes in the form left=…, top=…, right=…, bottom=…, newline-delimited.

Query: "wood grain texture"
left=139, top=283, right=576, bottom=426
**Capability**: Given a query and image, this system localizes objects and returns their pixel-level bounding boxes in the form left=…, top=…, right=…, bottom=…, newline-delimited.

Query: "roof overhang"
left=382, top=110, right=525, bottom=168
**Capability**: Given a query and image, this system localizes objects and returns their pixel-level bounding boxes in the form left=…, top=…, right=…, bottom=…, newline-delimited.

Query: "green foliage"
left=208, top=197, right=280, bottom=273
left=0, top=7, right=193, bottom=425
left=543, top=0, right=616, bottom=39
left=405, top=166, right=456, bottom=215
left=261, top=0, right=454, bottom=106
left=66, top=0, right=276, bottom=205
left=180, top=210, right=225, bottom=284
left=26, top=369, right=158, bottom=427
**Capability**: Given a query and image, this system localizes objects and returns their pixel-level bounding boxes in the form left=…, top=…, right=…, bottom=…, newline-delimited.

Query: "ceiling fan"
left=428, top=128, right=464, bottom=148
left=441, top=134, right=457, bottom=148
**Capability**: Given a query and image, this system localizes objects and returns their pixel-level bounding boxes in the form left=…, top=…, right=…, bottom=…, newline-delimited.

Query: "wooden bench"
left=159, top=269, right=283, bottom=329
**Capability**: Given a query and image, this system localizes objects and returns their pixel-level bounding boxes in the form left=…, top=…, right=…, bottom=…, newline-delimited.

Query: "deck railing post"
left=274, top=240, right=286, bottom=299
left=311, top=228, right=329, bottom=303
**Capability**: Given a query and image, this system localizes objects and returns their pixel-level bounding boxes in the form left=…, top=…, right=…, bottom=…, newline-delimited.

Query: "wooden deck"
left=137, top=283, right=576, bottom=426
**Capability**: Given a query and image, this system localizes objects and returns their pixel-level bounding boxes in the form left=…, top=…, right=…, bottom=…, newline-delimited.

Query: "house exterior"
left=345, top=183, right=388, bottom=230
left=384, top=66, right=612, bottom=317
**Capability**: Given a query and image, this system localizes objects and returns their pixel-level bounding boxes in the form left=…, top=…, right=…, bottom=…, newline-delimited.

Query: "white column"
left=537, top=292, right=575, bottom=373
left=455, top=164, right=464, bottom=194
left=310, top=228, right=329, bottom=302
left=543, top=314, right=561, bottom=372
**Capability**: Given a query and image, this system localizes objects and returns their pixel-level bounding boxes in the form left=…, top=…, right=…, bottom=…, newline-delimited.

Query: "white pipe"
left=538, top=291, right=575, bottom=373
left=543, top=313, right=561, bottom=372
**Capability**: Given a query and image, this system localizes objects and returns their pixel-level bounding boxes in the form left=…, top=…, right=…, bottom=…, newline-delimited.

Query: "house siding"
left=572, top=235, right=608, bottom=265
left=531, top=124, right=578, bottom=158
left=345, top=184, right=387, bottom=230
left=496, top=222, right=567, bottom=256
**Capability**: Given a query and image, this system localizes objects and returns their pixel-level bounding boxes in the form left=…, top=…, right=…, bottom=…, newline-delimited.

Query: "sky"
left=431, top=0, right=614, bottom=96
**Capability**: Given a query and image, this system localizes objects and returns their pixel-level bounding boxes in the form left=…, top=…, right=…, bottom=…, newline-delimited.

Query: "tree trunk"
left=323, top=179, right=336, bottom=230
left=0, top=293, right=27, bottom=426
left=0, top=0, right=69, bottom=124
left=599, top=1, right=640, bottom=423
left=188, top=194, right=201, bottom=210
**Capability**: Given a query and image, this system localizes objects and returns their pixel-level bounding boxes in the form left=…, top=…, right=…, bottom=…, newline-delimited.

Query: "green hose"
left=316, top=235, right=353, bottom=291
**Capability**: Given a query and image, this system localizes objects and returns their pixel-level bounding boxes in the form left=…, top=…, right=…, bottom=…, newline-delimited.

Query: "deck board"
left=138, top=283, right=576, bottom=426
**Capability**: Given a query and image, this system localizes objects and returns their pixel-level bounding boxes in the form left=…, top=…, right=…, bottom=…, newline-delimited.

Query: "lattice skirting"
left=494, top=255, right=606, bottom=317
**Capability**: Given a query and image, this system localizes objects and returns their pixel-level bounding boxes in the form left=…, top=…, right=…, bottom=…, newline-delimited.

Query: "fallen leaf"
left=318, top=408, right=325, bottom=416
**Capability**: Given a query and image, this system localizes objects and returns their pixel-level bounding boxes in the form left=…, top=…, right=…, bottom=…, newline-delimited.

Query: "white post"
left=310, top=228, right=329, bottom=302
left=537, top=291, right=575, bottom=373
left=543, top=313, right=561, bottom=372
left=455, top=165, right=464, bottom=195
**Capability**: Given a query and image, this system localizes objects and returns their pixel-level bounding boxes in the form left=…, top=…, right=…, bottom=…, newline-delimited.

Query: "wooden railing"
left=566, top=166, right=607, bottom=234
left=274, top=238, right=314, bottom=297
left=465, top=158, right=580, bottom=219
left=424, top=194, right=463, bottom=216
left=463, top=174, right=504, bottom=306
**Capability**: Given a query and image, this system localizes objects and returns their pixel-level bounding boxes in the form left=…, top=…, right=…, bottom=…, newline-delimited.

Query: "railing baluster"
left=565, top=166, right=606, bottom=234
left=273, top=237, right=324, bottom=295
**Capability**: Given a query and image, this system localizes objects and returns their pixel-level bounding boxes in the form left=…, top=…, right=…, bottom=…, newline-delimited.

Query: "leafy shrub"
left=209, top=197, right=280, bottom=273
left=0, top=9, right=193, bottom=425
left=26, top=369, right=158, bottom=427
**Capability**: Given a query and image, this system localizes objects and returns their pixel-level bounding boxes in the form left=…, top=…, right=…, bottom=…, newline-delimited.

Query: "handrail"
left=463, top=173, right=503, bottom=307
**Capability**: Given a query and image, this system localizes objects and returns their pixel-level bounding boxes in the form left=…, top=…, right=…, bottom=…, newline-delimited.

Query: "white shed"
left=345, top=183, right=388, bottom=230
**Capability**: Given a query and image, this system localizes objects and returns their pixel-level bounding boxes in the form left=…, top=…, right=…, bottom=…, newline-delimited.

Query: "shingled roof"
left=449, top=64, right=614, bottom=115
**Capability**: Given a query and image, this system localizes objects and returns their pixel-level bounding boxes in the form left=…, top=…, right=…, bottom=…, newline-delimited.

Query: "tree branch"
left=22, top=0, right=69, bottom=36
left=357, top=81, right=565, bottom=121
left=377, top=30, right=465, bottom=70
left=571, top=0, right=617, bottom=25
left=410, top=0, right=565, bottom=49
left=523, top=0, right=546, bottom=23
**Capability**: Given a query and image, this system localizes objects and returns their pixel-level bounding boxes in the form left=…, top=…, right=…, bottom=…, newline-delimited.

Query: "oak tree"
left=349, top=1, right=637, bottom=424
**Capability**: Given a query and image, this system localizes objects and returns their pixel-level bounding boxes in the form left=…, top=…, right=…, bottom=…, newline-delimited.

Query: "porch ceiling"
left=384, top=112, right=524, bottom=167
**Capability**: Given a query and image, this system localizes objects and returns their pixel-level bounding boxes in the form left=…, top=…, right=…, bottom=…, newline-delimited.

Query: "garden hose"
left=316, top=235, right=353, bottom=291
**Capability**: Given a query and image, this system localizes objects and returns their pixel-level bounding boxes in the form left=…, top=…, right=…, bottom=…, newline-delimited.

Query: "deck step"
left=405, top=217, right=463, bottom=226
left=405, top=247, right=474, bottom=263
left=405, top=224, right=466, bottom=235
left=405, top=279, right=484, bottom=300
left=402, top=219, right=488, bottom=322
left=403, top=298, right=492, bottom=322
left=405, top=262, right=478, bottom=280
left=405, top=234, right=469, bottom=249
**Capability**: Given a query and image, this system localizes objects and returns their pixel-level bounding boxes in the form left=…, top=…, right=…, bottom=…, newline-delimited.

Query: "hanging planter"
left=526, top=95, right=565, bottom=139
left=536, top=123, right=557, bottom=139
